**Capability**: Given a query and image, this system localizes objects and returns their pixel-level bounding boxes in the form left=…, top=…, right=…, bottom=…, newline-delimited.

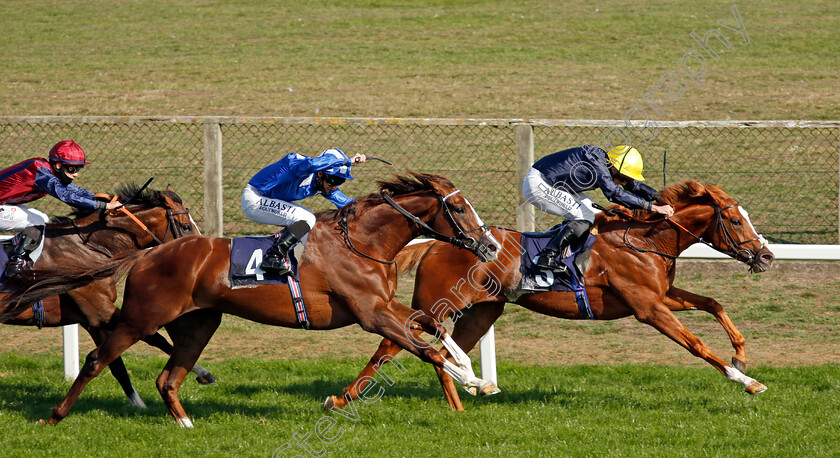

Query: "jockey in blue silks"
left=522, top=144, right=675, bottom=273
left=241, top=148, right=367, bottom=275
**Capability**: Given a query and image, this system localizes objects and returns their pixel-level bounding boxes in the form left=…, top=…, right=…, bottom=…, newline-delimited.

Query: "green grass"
left=1, top=355, right=839, bottom=457
left=0, top=0, right=837, bottom=120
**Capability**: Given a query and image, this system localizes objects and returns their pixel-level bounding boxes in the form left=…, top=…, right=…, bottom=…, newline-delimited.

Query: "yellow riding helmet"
left=607, top=145, right=645, bottom=181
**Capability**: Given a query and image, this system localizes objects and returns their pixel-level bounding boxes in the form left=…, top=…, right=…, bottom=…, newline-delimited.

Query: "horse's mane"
left=50, top=183, right=182, bottom=224
left=317, top=172, right=454, bottom=224
left=657, top=180, right=710, bottom=207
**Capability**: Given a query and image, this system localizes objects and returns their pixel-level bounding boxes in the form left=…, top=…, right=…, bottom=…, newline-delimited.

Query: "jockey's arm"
left=623, top=179, right=659, bottom=201
left=33, top=167, right=106, bottom=210
left=327, top=189, right=354, bottom=208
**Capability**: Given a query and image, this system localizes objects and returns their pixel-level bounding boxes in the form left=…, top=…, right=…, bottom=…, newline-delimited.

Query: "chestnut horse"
left=2, top=173, right=503, bottom=427
left=0, top=183, right=215, bottom=408
left=327, top=180, right=776, bottom=411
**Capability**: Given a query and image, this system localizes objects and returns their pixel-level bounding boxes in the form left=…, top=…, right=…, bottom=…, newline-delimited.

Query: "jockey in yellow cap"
left=522, top=144, right=674, bottom=273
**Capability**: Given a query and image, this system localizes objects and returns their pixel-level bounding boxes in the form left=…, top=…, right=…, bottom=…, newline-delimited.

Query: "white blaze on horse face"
left=444, top=189, right=501, bottom=259
left=738, top=206, right=767, bottom=246
left=188, top=214, right=202, bottom=235
left=462, top=196, right=501, bottom=255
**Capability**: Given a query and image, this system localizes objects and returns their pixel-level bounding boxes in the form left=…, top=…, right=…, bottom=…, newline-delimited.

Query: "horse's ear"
left=685, top=181, right=708, bottom=199
left=703, top=183, right=730, bottom=203
left=167, top=184, right=175, bottom=192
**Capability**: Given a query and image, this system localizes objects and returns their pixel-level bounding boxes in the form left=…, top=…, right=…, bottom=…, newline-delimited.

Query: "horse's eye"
left=454, top=207, right=466, bottom=214
left=730, top=219, right=742, bottom=226
left=182, top=223, right=192, bottom=231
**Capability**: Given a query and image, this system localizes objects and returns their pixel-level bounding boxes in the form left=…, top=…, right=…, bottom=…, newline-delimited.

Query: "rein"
left=76, top=193, right=192, bottom=256
left=382, top=191, right=484, bottom=251
left=337, top=190, right=485, bottom=264
left=608, top=203, right=761, bottom=262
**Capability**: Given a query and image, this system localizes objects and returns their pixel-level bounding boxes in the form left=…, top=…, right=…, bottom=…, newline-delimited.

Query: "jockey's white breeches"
left=0, top=204, right=49, bottom=261
left=241, top=185, right=317, bottom=234
left=522, top=167, right=599, bottom=229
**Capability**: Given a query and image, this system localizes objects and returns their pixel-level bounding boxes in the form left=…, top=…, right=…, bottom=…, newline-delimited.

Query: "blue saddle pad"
left=519, top=224, right=596, bottom=293
left=519, top=224, right=596, bottom=319
left=229, top=236, right=300, bottom=288
left=0, top=239, right=12, bottom=285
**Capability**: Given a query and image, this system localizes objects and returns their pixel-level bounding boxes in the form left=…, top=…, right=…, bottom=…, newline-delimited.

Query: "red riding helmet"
left=48, top=140, right=90, bottom=165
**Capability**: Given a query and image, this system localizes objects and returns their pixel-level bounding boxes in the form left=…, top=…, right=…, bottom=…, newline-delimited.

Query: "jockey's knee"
left=567, top=219, right=593, bottom=237
left=300, top=212, right=317, bottom=229
left=288, top=217, right=314, bottom=237
left=21, top=225, right=44, bottom=246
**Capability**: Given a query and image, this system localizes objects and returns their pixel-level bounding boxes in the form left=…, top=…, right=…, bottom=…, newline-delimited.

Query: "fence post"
left=203, top=122, right=224, bottom=237
left=63, top=324, right=79, bottom=380
left=515, top=124, right=535, bottom=232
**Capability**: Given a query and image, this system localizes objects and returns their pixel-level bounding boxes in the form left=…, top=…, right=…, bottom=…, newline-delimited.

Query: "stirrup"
left=535, top=254, right=568, bottom=273
left=4, top=258, right=31, bottom=279
left=260, top=254, right=292, bottom=276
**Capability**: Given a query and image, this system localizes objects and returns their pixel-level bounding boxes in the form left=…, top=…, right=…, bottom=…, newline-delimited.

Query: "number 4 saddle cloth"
left=229, top=236, right=309, bottom=328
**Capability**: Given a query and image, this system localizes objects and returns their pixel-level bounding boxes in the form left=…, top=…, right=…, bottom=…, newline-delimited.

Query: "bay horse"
left=326, top=180, right=776, bottom=411
left=0, top=183, right=215, bottom=408
left=1, top=173, right=503, bottom=427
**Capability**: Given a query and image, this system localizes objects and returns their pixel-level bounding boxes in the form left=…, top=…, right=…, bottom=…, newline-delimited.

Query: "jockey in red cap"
left=0, top=141, right=123, bottom=278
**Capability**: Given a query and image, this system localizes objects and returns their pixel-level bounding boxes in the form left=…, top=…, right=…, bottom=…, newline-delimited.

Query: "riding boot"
left=260, top=221, right=310, bottom=276
left=535, top=220, right=591, bottom=273
left=3, top=226, right=43, bottom=279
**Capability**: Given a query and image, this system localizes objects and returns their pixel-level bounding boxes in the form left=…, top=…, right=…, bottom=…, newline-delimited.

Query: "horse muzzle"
left=748, top=246, right=775, bottom=273
left=472, top=230, right=501, bottom=262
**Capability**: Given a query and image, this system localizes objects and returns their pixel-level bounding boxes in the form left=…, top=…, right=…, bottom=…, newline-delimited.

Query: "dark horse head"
left=50, top=183, right=199, bottom=249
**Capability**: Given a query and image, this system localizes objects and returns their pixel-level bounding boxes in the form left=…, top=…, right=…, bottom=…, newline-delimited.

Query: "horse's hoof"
left=195, top=374, right=217, bottom=385
left=463, top=386, right=478, bottom=397
left=38, top=419, right=47, bottom=426
left=480, top=384, right=501, bottom=397
left=323, top=395, right=338, bottom=411
left=731, top=357, right=747, bottom=373
left=127, top=392, right=147, bottom=409
left=746, top=381, right=767, bottom=395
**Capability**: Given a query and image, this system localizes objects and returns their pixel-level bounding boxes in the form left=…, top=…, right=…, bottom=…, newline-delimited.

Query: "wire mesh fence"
left=2, top=117, right=838, bottom=244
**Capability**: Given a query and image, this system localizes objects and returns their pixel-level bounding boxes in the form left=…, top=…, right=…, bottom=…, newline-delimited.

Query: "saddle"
left=518, top=223, right=597, bottom=319
left=229, top=236, right=309, bottom=329
left=0, top=235, right=45, bottom=328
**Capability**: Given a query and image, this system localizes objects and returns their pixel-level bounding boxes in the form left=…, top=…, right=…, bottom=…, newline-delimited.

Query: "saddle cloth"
left=230, top=236, right=310, bottom=328
left=0, top=235, right=45, bottom=326
left=0, top=238, right=9, bottom=283
left=229, top=236, right=301, bottom=288
left=518, top=224, right=597, bottom=319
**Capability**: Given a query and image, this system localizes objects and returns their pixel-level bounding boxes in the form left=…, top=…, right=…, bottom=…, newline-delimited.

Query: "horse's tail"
left=396, top=240, right=436, bottom=275
left=0, top=250, right=148, bottom=322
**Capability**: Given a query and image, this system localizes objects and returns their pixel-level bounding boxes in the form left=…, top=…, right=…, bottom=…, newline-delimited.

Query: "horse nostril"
left=488, top=244, right=499, bottom=252
left=762, top=254, right=774, bottom=263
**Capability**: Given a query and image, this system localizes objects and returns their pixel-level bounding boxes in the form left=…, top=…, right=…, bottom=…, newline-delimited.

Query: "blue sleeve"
left=325, top=188, right=354, bottom=208
left=289, top=154, right=349, bottom=176
left=623, top=180, right=660, bottom=202
left=34, top=167, right=102, bottom=210
left=592, top=160, right=652, bottom=210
